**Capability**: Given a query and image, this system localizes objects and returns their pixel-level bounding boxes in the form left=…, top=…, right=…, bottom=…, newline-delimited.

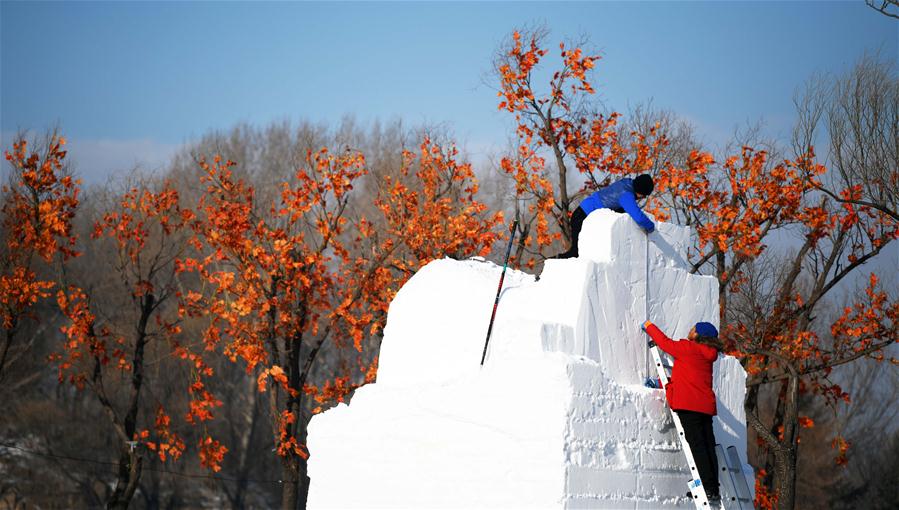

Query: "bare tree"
left=793, top=52, right=898, bottom=221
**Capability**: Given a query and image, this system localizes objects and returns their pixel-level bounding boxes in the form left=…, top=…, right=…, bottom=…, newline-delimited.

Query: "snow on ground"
left=307, top=210, right=752, bottom=509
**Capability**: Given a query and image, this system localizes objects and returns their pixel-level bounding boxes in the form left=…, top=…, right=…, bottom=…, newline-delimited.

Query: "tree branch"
left=812, top=180, right=898, bottom=221
left=747, top=338, right=896, bottom=386
left=866, top=0, right=899, bottom=19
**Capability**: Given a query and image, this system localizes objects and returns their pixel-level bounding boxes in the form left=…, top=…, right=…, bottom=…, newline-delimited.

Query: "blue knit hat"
left=695, top=322, right=718, bottom=338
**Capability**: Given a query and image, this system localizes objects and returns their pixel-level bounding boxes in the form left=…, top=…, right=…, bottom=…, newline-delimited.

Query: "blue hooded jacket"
left=579, top=178, right=655, bottom=232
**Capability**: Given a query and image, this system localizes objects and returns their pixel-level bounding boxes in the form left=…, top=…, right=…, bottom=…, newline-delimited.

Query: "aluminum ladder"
left=649, top=344, right=720, bottom=510
left=715, top=444, right=754, bottom=509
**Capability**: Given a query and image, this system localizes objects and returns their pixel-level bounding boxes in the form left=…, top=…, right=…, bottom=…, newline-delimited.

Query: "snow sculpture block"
left=307, top=211, right=752, bottom=509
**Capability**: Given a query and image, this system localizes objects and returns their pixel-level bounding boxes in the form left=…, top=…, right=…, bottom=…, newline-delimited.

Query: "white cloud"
left=65, top=137, right=183, bottom=185
left=1, top=132, right=183, bottom=185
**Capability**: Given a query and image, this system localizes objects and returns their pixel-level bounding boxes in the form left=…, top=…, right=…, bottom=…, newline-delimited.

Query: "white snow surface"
left=307, top=210, right=752, bottom=509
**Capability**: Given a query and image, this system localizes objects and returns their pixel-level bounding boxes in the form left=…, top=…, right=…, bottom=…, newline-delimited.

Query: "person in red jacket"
left=642, top=320, right=722, bottom=503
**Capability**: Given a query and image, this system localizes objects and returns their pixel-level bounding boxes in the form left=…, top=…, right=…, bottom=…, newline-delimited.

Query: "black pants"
left=675, top=410, right=720, bottom=499
left=556, top=206, right=588, bottom=259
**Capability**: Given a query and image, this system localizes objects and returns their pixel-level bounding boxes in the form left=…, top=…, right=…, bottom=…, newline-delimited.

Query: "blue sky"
left=1, top=1, right=896, bottom=181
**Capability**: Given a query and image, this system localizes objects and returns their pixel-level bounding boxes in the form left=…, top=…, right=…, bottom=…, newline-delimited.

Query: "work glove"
left=643, top=376, right=661, bottom=389
left=643, top=321, right=655, bottom=347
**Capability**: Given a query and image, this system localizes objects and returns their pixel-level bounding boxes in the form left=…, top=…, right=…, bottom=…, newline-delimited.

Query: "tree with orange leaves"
left=652, top=144, right=898, bottom=509
left=494, top=30, right=897, bottom=510
left=183, top=137, right=501, bottom=509
left=640, top=59, right=897, bottom=507
left=1, top=134, right=79, bottom=384
left=50, top=177, right=219, bottom=509
left=494, top=28, right=669, bottom=267
left=3, top=134, right=232, bottom=508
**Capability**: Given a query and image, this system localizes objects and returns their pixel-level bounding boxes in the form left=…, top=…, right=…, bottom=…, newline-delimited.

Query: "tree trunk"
left=775, top=374, right=800, bottom=510
left=716, top=251, right=727, bottom=331
left=106, top=448, right=142, bottom=510
left=746, top=370, right=801, bottom=510
left=297, top=418, right=311, bottom=508
left=514, top=223, right=529, bottom=263
left=275, top=420, right=311, bottom=510
left=773, top=445, right=797, bottom=510
left=544, top=120, right=571, bottom=243
left=0, top=324, right=15, bottom=382
left=106, top=293, right=154, bottom=509
left=280, top=455, right=301, bottom=510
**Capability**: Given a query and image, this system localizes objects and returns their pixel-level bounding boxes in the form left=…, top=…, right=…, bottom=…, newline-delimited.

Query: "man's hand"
left=647, top=340, right=656, bottom=348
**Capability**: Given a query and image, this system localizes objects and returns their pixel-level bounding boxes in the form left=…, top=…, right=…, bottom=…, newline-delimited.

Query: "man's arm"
left=620, top=192, right=655, bottom=232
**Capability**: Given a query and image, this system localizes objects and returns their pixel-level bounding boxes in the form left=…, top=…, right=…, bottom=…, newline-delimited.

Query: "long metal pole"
left=480, top=219, right=519, bottom=366
left=645, top=232, right=652, bottom=376
left=645, top=232, right=650, bottom=321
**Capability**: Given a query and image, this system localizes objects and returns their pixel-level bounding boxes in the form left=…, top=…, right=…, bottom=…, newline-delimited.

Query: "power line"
left=0, top=442, right=296, bottom=485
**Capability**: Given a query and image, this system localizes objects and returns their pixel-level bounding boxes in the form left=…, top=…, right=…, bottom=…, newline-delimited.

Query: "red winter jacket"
left=645, top=322, right=718, bottom=416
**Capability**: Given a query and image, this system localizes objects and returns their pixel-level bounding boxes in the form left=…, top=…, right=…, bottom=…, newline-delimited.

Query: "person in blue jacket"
left=557, top=174, right=655, bottom=259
